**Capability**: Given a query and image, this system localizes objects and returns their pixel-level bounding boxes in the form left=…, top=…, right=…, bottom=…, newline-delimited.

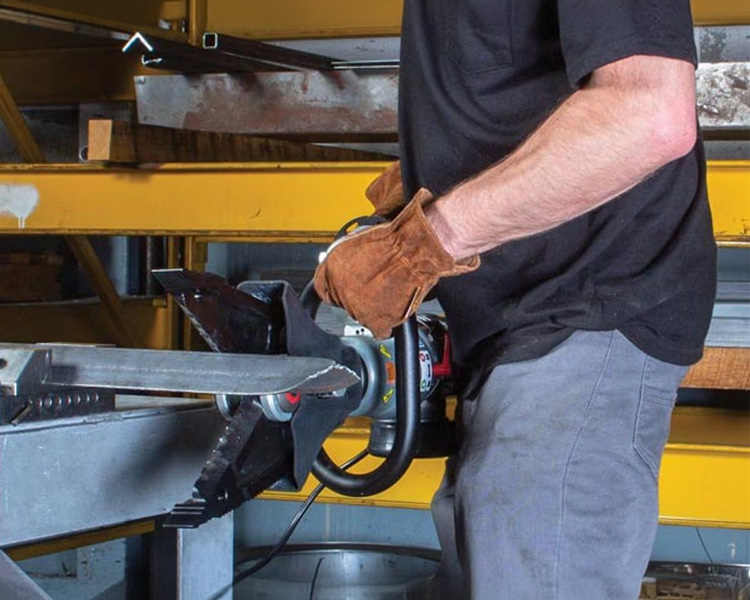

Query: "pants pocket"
left=632, top=358, right=684, bottom=480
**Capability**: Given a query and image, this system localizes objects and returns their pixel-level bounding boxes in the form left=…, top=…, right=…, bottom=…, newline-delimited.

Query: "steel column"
left=150, top=514, right=233, bottom=600
left=188, top=0, right=208, bottom=47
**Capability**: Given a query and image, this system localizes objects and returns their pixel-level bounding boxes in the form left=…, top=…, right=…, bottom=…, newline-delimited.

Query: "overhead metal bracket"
left=123, top=31, right=276, bottom=74
left=202, top=32, right=335, bottom=71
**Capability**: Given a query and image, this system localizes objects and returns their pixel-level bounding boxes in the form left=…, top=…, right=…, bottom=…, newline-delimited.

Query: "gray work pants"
left=429, top=330, right=687, bottom=600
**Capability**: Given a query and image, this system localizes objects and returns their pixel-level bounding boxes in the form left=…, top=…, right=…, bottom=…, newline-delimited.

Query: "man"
left=315, top=1, right=716, bottom=598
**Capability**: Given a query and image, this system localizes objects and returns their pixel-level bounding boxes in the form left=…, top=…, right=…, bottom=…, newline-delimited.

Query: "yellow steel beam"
left=206, top=0, right=749, bottom=40
left=660, top=410, right=750, bottom=528
left=0, top=161, right=745, bottom=242
left=0, top=163, right=376, bottom=236
left=0, top=47, right=156, bottom=106
left=0, top=0, right=186, bottom=42
left=207, top=0, right=402, bottom=39
left=263, top=407, right=750, bottom=528
left=0, top=297, right=174, bottom=349
left=707, top=161, right=750, bottom=243
left=691, top=0, right=750, bottom=26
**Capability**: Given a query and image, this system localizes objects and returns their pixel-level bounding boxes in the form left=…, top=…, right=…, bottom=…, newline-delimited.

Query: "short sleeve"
left=557, top=0, right=698, bottom=88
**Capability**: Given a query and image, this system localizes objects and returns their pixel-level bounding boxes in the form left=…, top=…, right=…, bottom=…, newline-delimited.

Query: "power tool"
left=154, top=269, right=457, bottom=527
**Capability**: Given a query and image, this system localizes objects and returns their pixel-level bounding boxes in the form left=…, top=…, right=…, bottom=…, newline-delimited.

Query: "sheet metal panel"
left=135, top=67, right=749, bottom=136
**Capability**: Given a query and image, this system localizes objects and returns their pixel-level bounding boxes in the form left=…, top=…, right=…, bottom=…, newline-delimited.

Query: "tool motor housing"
left=257, top=314, right=457, bottom=458
left=343, top=315, right=457, bottom=458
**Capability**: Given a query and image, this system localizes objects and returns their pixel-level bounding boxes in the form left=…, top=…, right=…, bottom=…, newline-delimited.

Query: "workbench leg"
left=0, top=550, right=54, bottom=600
left=150, top=514, right=234, bottom=600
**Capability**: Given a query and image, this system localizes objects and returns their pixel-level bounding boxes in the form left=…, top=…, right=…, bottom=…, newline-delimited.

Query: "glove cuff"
left=391, top=188, right=480, bottom=277
left=365, top=161, right=405, bottom=217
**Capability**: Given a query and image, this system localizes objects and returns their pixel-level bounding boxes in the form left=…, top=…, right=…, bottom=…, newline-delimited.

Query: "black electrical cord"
left=205, top=450, right=368, bottom=600
left=695, top=527, right=715, bottom=566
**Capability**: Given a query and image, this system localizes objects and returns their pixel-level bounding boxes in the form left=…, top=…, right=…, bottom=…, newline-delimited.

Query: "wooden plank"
left=87, top=119, right=390, bottom=163
left=682, top=347, right=750, bottom=390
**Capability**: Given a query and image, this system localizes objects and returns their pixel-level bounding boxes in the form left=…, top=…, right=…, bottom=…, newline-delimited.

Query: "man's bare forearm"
left=426, top=55, right=698, bottom=260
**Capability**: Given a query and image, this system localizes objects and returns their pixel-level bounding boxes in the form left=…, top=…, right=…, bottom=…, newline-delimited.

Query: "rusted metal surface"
left=137, top=65, right=748, bottom=138
left=696, top=62, right=750, bottom=130
left=136, top=71, right=399, bottom=140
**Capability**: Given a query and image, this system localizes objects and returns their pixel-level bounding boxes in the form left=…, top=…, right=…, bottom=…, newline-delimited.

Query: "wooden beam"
left=87, top=119, right=390, bottom=163
left=682, top=347, right=750, bottom=390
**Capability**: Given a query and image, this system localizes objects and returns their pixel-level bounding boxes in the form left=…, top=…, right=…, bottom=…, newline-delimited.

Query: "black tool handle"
left=301, top=282, right=420, bottom=496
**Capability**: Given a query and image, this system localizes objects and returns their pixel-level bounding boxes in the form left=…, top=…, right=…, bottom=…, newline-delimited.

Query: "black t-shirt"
left=399, top=0, right=717, bottom=397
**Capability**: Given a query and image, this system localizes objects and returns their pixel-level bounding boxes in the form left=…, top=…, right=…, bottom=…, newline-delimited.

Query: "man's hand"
left=314, top=189, right=480, bottom=339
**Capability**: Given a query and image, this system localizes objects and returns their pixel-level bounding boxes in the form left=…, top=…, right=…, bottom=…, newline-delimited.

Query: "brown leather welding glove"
left=314, top=188, right=480, bottom=339
left=366, top=161, right=405, bottom=217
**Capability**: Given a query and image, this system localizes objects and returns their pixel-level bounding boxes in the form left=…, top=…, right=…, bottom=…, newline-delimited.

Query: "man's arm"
left=425, top=55, right=698, bottom=260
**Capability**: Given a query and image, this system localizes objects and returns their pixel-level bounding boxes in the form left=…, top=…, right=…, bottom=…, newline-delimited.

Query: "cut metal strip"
left=0, top=345, right=359, bottom=397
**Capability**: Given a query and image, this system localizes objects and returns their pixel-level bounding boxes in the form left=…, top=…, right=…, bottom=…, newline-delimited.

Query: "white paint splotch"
left=0, top=184, right=39, bottom=228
